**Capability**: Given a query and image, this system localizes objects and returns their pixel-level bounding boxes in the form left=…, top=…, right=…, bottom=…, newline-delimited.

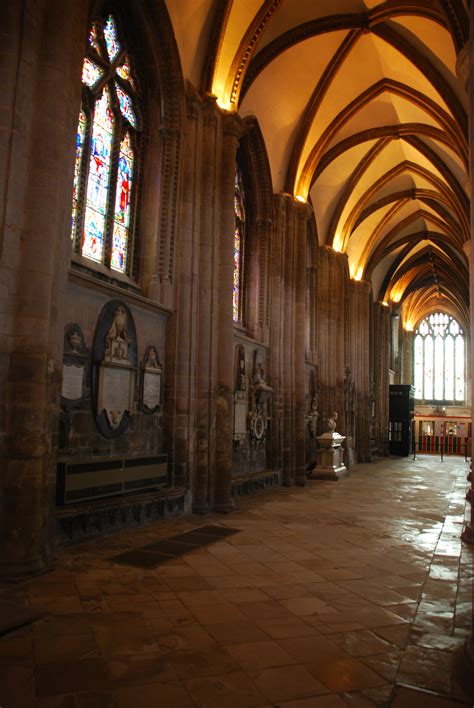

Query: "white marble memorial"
left=98, top=363, right=135, bottom=429
left=311, top=431, right=348, bottom=480
left=311, top=412, right=348, bottom=480
left=62, top=363, right=84, bottom=400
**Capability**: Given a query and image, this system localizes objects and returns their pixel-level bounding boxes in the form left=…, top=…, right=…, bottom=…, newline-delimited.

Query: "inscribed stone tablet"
left=234, top=401, right=248, bottom=435
left=62, top=364, right=84, bottom=400
left=100, top=365, right=133, bottom=413
left=143, top=370, right=161, bottom=410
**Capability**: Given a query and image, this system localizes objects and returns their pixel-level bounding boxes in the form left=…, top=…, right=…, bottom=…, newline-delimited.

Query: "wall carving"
left=140, top=346, right=163, bottom=413
left=92, top=300, right=138, bottom=438
left=248, top=353, right=272, bottom=445
left=61, top=324, right=88, bottom=410
left=233, top=341, right=271, bottom=477
left=233, top=346, right=272, bottom=447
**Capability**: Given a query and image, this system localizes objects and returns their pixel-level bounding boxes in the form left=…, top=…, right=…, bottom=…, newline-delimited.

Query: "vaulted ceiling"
left=167, top=0, right=470, bottom=330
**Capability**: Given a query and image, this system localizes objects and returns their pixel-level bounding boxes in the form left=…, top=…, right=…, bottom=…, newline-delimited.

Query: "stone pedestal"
left=311, top=432, right=347, bottom=480
left=344, top=435, right=356, bottom=469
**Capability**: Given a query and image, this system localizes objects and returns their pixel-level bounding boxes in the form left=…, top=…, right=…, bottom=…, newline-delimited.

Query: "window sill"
left=70, top=253, right=141, bottom=292
left=68, top=265, right=172, bottom=318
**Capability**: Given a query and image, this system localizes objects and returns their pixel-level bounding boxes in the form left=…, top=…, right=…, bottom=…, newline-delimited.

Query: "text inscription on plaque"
left=62, top=364, right=84, bottom=400
left=143, top=370, right=161, bottom=410
left=98, top=365, right=134, bottom=419
left=234, top=401, right=248, bottom=435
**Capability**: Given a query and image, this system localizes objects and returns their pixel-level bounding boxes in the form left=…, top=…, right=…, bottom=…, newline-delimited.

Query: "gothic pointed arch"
left=82, top=0, right=185, bottom=304
left=235, top=116, right=274, bottom=340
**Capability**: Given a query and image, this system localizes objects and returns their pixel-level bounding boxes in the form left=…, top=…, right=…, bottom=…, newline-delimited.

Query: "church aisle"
left=0, top=456, right=472, bottom=707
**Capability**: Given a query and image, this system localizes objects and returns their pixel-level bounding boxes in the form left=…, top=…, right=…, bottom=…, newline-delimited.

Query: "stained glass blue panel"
left=71, top=108, right=87, bottom=239
left=82, top=58, right=103, bottom=87
left=115, top=83, right=136, bottom=127
left=82, top=88, right=114, bottom=262
left=104, top=16, right=120, bottom=61
left=111, top=133, right=134, bottom=272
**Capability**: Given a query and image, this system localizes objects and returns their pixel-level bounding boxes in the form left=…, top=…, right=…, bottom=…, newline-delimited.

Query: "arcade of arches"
left=1, top=0, right=474, bottom=701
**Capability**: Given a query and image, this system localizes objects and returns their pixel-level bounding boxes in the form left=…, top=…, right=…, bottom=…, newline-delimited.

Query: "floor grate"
left=109, top=525, right=240, bottom=568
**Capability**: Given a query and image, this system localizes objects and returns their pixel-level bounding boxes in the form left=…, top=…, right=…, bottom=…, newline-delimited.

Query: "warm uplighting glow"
left=295, top=195, right=306, bottom=203
left=390, top=289, right=402, bottom=303
left=405, top=322, right=414, bottom=331
left=353, top=267, right=363, bottom=281
left=216, top=97, right=233, bottom=111
left=382, top=301, right=389, bottom=307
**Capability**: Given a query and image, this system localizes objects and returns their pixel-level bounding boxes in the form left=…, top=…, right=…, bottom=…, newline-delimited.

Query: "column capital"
left=221, top=111, right=245, bottom=141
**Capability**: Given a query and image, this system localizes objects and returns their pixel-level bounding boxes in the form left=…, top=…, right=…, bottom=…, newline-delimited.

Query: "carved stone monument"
left=311, top=411, right=348, bottom=481
left=233, top=346, right=249, bottom=447
left=248, top=355, right=272, bottom=445
left=61, top=324, right=88, bottom=409
left=141, top=346, right=162, bottom=412
left=93, top=301, right=137, bottom=437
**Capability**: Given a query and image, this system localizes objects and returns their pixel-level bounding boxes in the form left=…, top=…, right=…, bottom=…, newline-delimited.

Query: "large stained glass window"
left=413, top=312, right=465, bottom=402
left=70, top=15, right=141, bottom=275
left=233, top=168, right=246, bottom=322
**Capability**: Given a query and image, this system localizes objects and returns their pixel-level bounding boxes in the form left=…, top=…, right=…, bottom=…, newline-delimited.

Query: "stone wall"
left=0, top=0, right=394, bottom=578
left=59, top=277, right=168, bottom=461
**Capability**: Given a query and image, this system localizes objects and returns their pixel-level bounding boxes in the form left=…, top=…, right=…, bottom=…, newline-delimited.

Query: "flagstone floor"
left=1, top=455, right=473, bottom=707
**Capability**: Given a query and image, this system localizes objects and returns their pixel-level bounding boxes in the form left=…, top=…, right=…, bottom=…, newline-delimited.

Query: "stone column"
left=460, top=8, right=474, bottom=543
left=462, top=240, right=474, bottom=544
left=455, top=9, right=474, bottom=695
left=0, top=0, right=87, bottom=578
left=373, top=303, right=391, bottom=456
left=315, top=248, right=346, bottom=447
left=214, top=111, right=244, bottom=512
left=400, top=328, right=415, bottom=386
left=294, top=202, right=312, bottom=485
left=164, top=88, right=201, bottom=497
left=347, top=280, right=371, bottom=462
left=269, top=195, right=286, bottom=477
left=193, top=96, right=221, bottom=513
left=272, top=197, right=311, bottom=486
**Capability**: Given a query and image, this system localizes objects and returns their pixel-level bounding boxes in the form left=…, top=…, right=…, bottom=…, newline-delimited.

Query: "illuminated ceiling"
left=167, top=0, right=469, bottom=328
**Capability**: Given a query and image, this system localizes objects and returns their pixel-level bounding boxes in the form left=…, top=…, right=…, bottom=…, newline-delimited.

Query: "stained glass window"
left=115, top=83, right=136, bottom=127
left=70, top=14, right=141, bottom=276
left=112, top=133, right=134, bottom=272
left=82, top=58, right=104, bottom=87
left=413, top=312, right=465, bottom=402
left=71, top=108, right=86, bottom=240
left=233, top=168, right=246, bottom=322
left=116, top=56, right=135, bottom=88
left=104, top=15, right=120, bottom=61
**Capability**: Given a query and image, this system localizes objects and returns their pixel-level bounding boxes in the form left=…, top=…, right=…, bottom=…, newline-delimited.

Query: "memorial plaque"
left=143, top=370, right=161, bottom=410
left=234, top=400, right=248, bottom=435
left=98, top=364, right=135, bottom=429
left=93, top=300, right=138, bottom=438
left=62, top=363, right=84, bottom=400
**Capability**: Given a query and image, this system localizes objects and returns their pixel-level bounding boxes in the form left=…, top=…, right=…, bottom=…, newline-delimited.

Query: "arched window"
left=233, top=167, right=246, bottom=322
left=414, top=312, right=465, bottom=402
left=71, top=15, right=141, bottom=275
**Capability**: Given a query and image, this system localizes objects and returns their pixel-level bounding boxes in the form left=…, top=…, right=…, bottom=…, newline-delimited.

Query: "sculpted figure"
left=327, top=411, right=338, bottom=433
left=105, top=305, right=131, bottom=361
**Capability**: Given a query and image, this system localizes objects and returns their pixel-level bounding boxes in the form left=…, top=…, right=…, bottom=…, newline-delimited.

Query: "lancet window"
left=233, top=168, right=246, bottom=322
left=414, top=312, right=465, bottom=402
left=71, top=15, right=141, bottom=275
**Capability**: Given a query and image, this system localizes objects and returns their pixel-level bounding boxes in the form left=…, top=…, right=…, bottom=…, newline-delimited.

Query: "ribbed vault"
left=169, top=0, right=469, bottom=325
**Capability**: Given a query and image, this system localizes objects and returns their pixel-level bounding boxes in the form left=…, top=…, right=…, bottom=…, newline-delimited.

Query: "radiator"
left=57, top=454, right=168, bottom=504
